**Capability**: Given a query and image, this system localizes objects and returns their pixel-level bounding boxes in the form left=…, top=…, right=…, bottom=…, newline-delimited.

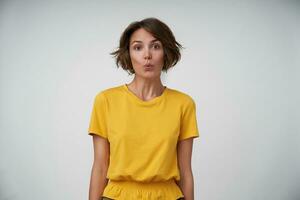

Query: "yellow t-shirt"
left=88, top=84, right=200, bottom=199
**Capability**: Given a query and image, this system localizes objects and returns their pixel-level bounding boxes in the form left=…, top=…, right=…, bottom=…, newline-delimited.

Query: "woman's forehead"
left=130, top=28, right=159, bottom=43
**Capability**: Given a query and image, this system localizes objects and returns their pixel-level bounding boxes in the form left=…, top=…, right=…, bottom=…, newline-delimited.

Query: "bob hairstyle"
left=110, top=17, right=183, bottom=75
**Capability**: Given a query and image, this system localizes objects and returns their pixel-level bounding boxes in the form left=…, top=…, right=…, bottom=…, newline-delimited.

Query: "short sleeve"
left=178, top=97, right=200, bottom=141
left=88, top=92, right=108, bottom=139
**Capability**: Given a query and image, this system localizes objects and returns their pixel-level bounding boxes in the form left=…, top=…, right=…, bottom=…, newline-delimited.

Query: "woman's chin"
left=139, top=71, right=161, bottom=79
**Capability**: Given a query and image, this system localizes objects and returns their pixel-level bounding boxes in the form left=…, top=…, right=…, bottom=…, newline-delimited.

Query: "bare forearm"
left=89, top=165, right=109, bottom=200
left=177, top=171, right=195, bottom=200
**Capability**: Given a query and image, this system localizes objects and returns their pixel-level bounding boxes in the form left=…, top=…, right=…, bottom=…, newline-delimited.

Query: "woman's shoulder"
left=94, top=84, right=125, bottom=98
left=166, top=86, right=196, bottom=103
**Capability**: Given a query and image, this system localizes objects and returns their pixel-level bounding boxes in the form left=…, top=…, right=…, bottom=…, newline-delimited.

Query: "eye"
left=153, top=44, right=161, bottom=49
left=133, top=45, right=142, bottom=50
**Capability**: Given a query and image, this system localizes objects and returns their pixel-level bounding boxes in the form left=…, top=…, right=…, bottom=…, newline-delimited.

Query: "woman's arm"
left=88, top=134, right=110, bottom=200
left=177, top=138, right=195, bottom=200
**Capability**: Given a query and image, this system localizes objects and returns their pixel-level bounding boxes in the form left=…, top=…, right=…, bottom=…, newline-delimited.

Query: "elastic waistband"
left=108, top=179, right=177, bottom=190
left=103, top=179, right=184, bottom=199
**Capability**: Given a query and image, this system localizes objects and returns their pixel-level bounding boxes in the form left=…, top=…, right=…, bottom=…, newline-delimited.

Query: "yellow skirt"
left=102, top=179, right=184, bottom=200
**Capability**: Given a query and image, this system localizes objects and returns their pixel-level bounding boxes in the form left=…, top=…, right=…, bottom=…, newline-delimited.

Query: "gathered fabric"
left=102, top=179, right=184, bottom=200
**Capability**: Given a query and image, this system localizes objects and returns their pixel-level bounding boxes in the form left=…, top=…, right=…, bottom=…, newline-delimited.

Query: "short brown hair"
left=110, top=17, right=184, bottom=75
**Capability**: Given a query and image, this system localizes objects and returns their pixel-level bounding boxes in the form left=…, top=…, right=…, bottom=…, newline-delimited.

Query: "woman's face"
left=129, top=28, right=164, bottom=79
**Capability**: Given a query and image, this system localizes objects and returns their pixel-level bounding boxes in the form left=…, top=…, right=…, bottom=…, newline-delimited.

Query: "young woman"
left=88, top=17, right=199, bottom=200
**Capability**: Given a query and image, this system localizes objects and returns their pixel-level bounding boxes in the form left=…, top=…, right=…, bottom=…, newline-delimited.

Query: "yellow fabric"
left=88, top=84, right=200, bottom=199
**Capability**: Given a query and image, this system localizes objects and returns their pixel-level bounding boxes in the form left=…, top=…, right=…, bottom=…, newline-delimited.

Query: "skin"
left=88, top=136, right=110, bottom=200
left=176, top=138, right=195, bottom=200
left=127, top=27, right=165, bottom=99
left=88, top=28, right=195, bottom=200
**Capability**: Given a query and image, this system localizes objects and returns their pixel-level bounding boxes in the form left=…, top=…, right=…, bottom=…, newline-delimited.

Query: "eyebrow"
left=130, top=39, right=160, bottom=45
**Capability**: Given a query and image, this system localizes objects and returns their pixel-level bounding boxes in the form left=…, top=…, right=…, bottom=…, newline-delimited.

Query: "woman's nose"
left=144, top=48, right=152, bottom=59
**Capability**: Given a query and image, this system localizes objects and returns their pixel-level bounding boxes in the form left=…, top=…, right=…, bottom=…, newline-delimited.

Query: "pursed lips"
left=144, top=63, right=153, bottom=67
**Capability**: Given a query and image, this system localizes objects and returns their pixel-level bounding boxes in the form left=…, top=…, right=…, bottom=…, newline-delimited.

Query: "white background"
left=0, top=0, right=299, bottom=199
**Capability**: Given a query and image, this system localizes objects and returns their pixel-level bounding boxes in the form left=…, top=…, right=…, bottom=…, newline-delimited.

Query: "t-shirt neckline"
left=123, top=83, right=168, bottom=106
